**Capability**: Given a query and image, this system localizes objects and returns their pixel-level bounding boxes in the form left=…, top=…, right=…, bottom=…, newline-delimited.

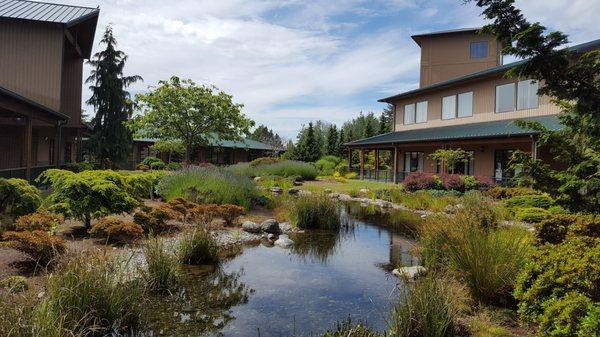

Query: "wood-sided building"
left=0, top=0, right=99, bottom=180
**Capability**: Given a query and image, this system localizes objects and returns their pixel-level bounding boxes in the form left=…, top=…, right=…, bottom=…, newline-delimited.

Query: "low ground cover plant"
left=485, top=186, right=541, bottom=199
left=156, top=167, right=259, bottom=208
left=133, top=205, right=178, bottom=233
left=1, top=230, right=66, bottom=265
left=14, top=211, right=63, bottom=233
left=0, top=178, right=41, bottom=217
left=178, top=229, right=220, bottom=265
left=89, top=216, right=144, bottom=243
left=290, top=194, right=340, bottom=230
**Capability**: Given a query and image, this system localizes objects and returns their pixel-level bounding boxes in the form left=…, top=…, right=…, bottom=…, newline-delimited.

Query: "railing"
left=351, top=168, right=517, bottom=186
left=0, top=165, right=60, bottom=183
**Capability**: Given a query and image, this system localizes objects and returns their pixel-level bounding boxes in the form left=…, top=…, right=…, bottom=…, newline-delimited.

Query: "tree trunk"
left=185, top=142, right=193, bottom=165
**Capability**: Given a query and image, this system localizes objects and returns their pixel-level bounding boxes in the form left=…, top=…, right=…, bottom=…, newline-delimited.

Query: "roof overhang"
left=0, top=85, right=69, bottom=123
left=411, top=27, right=481, bottom=46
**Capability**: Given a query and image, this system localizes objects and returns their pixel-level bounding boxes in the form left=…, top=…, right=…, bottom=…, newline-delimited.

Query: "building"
left=131, top=137, right=280, bottom=167
left=0, top=0, right=99, bottom=180
left=346, top=28, right=599, bottom=183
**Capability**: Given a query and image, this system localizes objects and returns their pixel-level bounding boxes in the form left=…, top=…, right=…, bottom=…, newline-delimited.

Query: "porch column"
left=359, top=149, right=365, bottom=180
left=531, top=136, right=538, bottom=160
left=76, top=128, right=82, bottom=162
left=375, top=149, right=379, bottom=181
left=393, top=146, right=398, bottom=184
left=55, top=123, right=62, bottom=166
left=23, top=117, right=32, bottom=180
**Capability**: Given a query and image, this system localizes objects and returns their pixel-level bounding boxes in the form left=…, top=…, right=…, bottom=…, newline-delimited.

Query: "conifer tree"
left=326, top=125, right=339, bottom=156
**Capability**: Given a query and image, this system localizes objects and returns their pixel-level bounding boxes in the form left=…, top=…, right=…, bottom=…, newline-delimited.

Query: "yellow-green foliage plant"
left=2, top=230, right=66, bottom=266
left=38, top=169, right=142, bottom=227
left=0, top=177, right=41, bottom=217
left=14, top=211, right=63, bottom=233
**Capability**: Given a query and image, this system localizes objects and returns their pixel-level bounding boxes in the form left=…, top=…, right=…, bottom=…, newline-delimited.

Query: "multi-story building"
left=0, top=0, right=99, bottom=180
left=347, top=28, right=599, bottom=183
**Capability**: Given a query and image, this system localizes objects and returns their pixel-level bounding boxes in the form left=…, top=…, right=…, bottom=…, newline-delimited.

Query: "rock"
left=298, top=190, right=312, bottom=196
left=444, top=204, right=456, bottom=214
left=288, top=188, right=300, bottom=195
left=329, top=192, right=340, bottom=199
left=392, top=266, right=427, bottom=280
left=261, top=219, right=281, bottom=234
left=253, top=176, right=262, bottom=182
left=242, top=220, right=261, bottom=233
left=274, top=234, right=294, bottom=248
left=293, top=181, right=303, bottom=186
left=267, top=233, right=276, bottom=241
left=278, top=221, right=294, bottom=233
left=270, top=187, right=283, bottom=194
left=359, top=188, right=370, bottom=194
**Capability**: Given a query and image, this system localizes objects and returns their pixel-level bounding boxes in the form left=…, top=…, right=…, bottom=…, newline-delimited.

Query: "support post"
left=55, top=124, right=61, bottom=167
left=359, top=149, right=365, bottom=180
left=348, top=148, right=352, bottom=171
left=76, top=128, right=82, bottom=162
left=393, top=146, right=398, bottom=184
left=531, top=136, right=538, bottom=160
left=23, top=117, right=32, bottom=181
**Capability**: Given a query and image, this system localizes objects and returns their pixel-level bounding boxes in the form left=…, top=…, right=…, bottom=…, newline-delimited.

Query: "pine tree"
left=337, top=128, right=345, bottom=157
left=364, top=117, right=375, bottom=138
left=378, top=112, right=388, bottom=134
left=296, top=122, right=320, bottom=162
left=87, top=26, right=142, bottom=168
left=326, top=125, right=339, bottom=156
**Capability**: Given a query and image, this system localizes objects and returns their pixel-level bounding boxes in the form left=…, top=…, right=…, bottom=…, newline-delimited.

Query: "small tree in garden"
left=150, top=139, right=185, bottom=163
left=468, top=0, right=600, bottom=212
left=430, top=149, right=472, bottom=174
left=130, top=76, right=254, bottom=164
left=295, top=122, right=321, bottom=162
left=0, top=178, right=41, bottom=217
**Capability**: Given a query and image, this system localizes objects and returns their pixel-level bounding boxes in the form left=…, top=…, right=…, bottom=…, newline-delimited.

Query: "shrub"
left=485, top=186, right=540, bottom=199
left=534, top=214, right=577, bottom=245
left=344, top=172, right=358, bottom=179
left=62, top=161, right=97, bottom=172
left=249, top=156, right=281, bottom=167
left=133, top=205, right=177, bottom=233
left=538, top=292, right=594, bottom=337
left=474, top=175, right=494, bottom=190
left=514, top=236, right=600, bottom=332
left=138, top=156, right=166, bottom=170
left=463, top=175, right=479, bottom=191
left=505, top=194, right=554, bottom=209
left=290, top=194, right=340, bottom=230
left=567, top=214, right=600, bottom=240
left=514, top=207, right=549, bottom=223
left=216, top=204, right=245, bottom=226
left=0, top=178, right=41, bottom=217
left=14, top=211, right=63, bottom=233
left=389, top=275, right=469, bottom=337
left=439, top=174, right=465, bottom=192
left=395, top=190, right=458, bottom=213
left=156, top=167, right=259, bottom=208
left=37, top=169, right=142, bottom=227
left=167, top=197, right=197, bottom=222
left=89, top=216, right=144, bottom=243
left=118, top=170, right=166, bottom=199
left=142, top=237, right=180, bottom=292
left=334, top=160, right=350, bottom=176
left=2, top=230, right=66, bottom=265
left=315, top=156, right=342, bottom=175
left=459, top=192, right=507, bottom=229
left=178, top=229, right=220, bottom=265
left=167, top=162, right=183, bottom=171
left=403, top=172, right=439, bottom=192
left=41, top=252, right=144, bottom=335
left=255, top=160, right=319, bottom=180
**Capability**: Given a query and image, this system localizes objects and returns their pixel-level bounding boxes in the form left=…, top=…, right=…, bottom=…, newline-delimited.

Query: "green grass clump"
left=290, top=194, right=340, bottom=230
left=178, top=229, right=220, bottom=265
left=40, top=252, right=144, bottom=335
left=156, top=167, right=259, bottom=208
left=142, top=237, right=180, bottom=292
left=392, top=190, right=459, bottom=212
left=389, top=275, right=470, bottom=337
left=229, top=160, right=319, bottom=180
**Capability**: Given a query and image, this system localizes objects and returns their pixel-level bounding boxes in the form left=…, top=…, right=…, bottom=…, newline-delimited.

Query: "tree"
left=150, top=139, right=185, bottom=163
left=130, top=76, right=254, bottom=163
left=295, top=122, right=321, bottom=162
left=326, top=125, right=339, bottom=156
left=87, top=26, right=142, bottom=168
left=251, top=124, right=283, bottom=149
left=429, top=149, right=473, bottom=174
left=337, top=128, right=345, bottom=157
left=470, top=0, right=600, bottom=212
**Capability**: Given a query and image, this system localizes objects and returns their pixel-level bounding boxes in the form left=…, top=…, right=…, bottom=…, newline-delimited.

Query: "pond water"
left=139, top=205, right=419, bottom=337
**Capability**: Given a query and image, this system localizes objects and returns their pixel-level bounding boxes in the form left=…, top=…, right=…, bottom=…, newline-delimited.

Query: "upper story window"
left=404, top=101, right=428, bottom=124
left=495, top=83, right=516, bottom=113
left=517, top=79, right=539, bottom=110
left=442, top=92, right=473, bottom=120
left=470, top=41, right=488, bottom=59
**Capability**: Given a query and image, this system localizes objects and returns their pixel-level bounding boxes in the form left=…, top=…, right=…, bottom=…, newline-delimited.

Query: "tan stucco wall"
left=393, top=75, right=559, bottom=132
left=419, top=31, right=501, bottom=87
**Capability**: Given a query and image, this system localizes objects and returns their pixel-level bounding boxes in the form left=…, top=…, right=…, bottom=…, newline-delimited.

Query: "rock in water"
left=392, top=266, right=427, bottom=280
left=274, top=234, right=294, bottom=248
left=242, top=221, right=261, bottom=233
left=261, top=219, right=281, bottom=234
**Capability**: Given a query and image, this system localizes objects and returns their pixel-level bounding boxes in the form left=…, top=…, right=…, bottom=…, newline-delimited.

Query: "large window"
left=470, top=41, right=488, bottom=58
left=457, top=92, right=473, bottom=117
left=493, top=149, right=521, bottom=182
left=442, top=95, right=456, bottom=120
left=404, top=104, right=415, bottom=124
left=517, top=79, right=539, bottom=110
left=415, top=101, right=427, bottom=123
left=495, top=83, right=516, bottom=113
left=404, top=152, right=424, bottom=172
left=435, top=151, right=474, bottom=175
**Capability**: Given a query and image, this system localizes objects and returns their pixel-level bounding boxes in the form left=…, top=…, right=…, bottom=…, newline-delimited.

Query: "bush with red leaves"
left=403, top=172, right=440, bottom=192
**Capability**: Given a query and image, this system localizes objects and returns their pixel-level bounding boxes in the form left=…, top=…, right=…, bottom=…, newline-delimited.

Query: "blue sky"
left=49, top=0, right=599, bottom=140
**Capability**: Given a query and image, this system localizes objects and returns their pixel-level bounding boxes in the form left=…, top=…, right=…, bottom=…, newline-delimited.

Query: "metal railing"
left=350, top=168, right=516, bottom=186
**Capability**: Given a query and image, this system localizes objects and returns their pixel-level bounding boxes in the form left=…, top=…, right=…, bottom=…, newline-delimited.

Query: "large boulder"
left=274, top=234, right=294, bottom=248
left=261, top=219, right=281, bottom=234
left=392, top=266, right=427, bottom=280
left=242, top=221, right=261, bottom=233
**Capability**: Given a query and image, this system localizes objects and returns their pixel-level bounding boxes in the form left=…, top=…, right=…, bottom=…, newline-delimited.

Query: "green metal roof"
left=133, top=136, right=278, bottom=151
left=346, top=115, right=563, bottom=147
left=379, top=38, right=600, bottom=103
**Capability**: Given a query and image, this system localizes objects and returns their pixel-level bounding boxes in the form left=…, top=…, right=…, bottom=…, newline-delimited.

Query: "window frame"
left=441, top=94, right=457, bottom=120
left=404, top=151, right=424, bottom=173
left=457, top=91, right=474, bottom=118
left=404, top=103, right=416, bottom=125
left=495, top=82, right=516, bottom=113
left=517, top=79, right=539, bottom=110
left=415, top=100, right=428, bottom=124
left=470, top=41, right=489, bottom=59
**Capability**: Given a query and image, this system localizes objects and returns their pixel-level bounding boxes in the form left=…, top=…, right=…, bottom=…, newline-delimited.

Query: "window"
left=404, top=104, right=415, bottom=124
left=470, top=41, right=488, bottom=58
left=457, top=92, right=473, bottom=117
left=495, top=83, right=515, bottom=113
left=416, top=101, right=428, bottom=123
left=404, top=152, right=424, bottom=172
left=435, top=151, right=474, bottom=175
left=494, top=149, right=521, bottom=182
left=517, top=79, right=539, bottom=110
left=442, top=95, right=456, bottom=120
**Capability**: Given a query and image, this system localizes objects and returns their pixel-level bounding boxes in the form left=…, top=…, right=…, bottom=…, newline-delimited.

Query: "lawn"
left=302, top=176, right=398, bottom=194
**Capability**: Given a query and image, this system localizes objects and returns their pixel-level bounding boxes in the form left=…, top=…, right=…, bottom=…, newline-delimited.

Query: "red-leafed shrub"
left=439, top=174, right=465, bottom=192
left=475, top=176, right=494, bottom=190
left=133, top=205, right=178, bottom=234
left=218, top=204, right=245, bottom=226
left=2, top=230, right=66, bottom=265
left=403, top=173, right=439, bottom=192
left=89, top=216, right=144, bottom=244
left=14, top=211, right=64, bottom=232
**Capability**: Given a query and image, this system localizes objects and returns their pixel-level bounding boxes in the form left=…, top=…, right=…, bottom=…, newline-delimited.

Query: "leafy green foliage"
left=429, top=149, right=473, bottom=174
left=130, top=76, right=253, bottom=163
left=0, top=178, right=41, bottom=217
left=315, top=155, right=342, bottom=175
left=514, top=207, right=549, bottom=223
left=138, top=156, right=166, bottom=170
left=504, top=194, right=554, bottom=209
left=295, top=122, right=322, bottom=162
left=290, top=194, right=340, bottom=230
left=178, top=229, right=220, bottom=265
left=86, top=26, right=142, bottom=167
left=37, top=169, right=142, bottom=227
left=250, top=124, right=283, bottom=149
left=150, top=139, right=185, bottom=163
left=538, top=292, right=594, bottom=337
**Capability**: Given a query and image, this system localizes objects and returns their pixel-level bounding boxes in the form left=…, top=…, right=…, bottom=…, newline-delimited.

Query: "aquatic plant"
left=142, top=237, right=180, bottom=292
left=178, top=229, right=220, bottom=265
left=290, top=194, right=340, bottom=230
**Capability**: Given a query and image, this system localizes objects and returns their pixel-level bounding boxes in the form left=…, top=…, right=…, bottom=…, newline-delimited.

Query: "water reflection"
left=344, top=202, right=423, bottom=238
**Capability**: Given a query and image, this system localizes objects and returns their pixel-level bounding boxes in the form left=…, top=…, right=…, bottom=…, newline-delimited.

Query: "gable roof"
left=0, top=0, right=98, bottom=26
left=379, top=38, right=600, bottom=103
left=346, top=115, right=562, bottom=147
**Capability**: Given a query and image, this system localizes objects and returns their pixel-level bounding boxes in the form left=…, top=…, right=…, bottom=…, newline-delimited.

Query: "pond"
left=138, top=204, right=420, bottom=337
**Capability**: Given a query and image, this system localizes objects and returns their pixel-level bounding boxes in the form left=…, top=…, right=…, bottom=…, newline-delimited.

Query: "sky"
left=48, top=0, right=599, bottom=140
